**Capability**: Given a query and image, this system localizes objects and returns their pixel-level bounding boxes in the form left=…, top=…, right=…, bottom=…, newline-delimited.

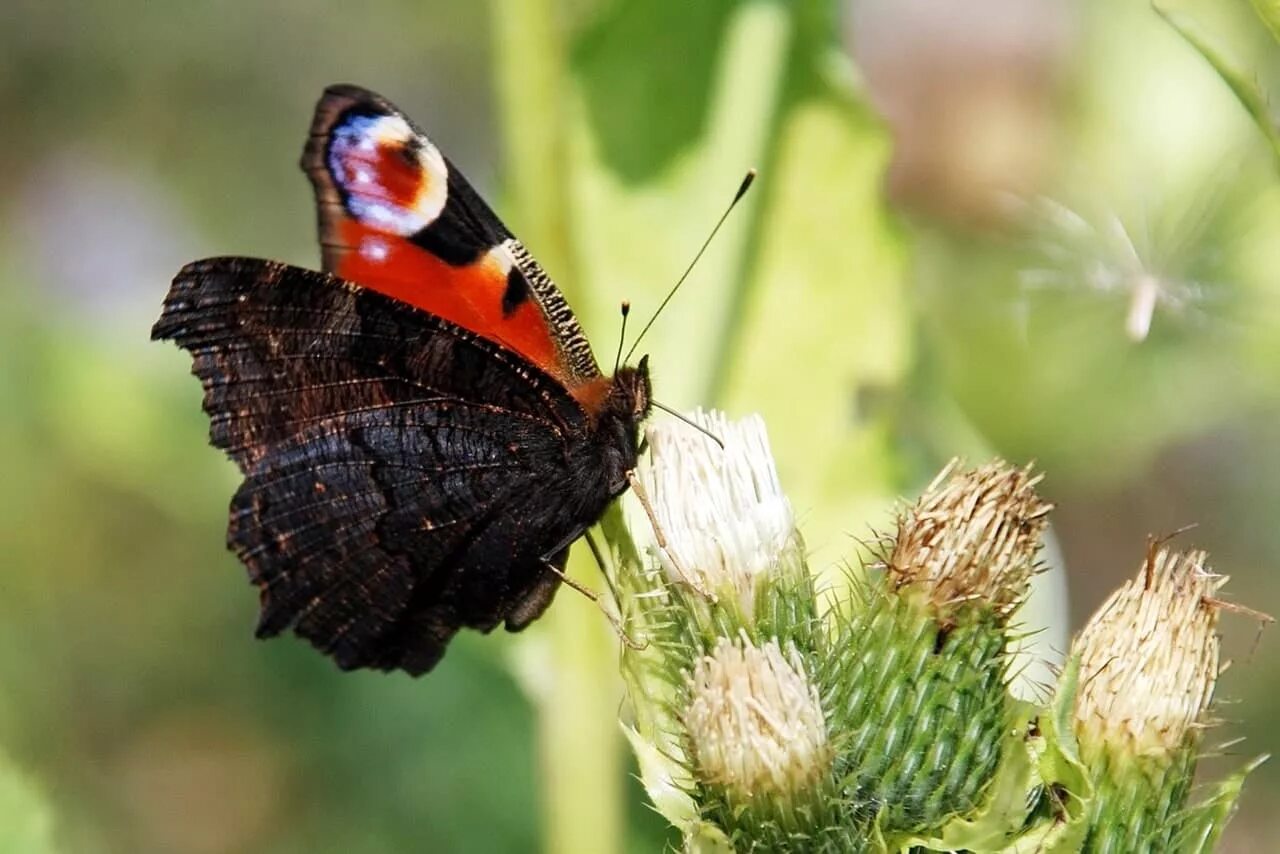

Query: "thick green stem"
left=491, top=0, right=583, bottom=294
left=491, top=3, right=621, bottom=854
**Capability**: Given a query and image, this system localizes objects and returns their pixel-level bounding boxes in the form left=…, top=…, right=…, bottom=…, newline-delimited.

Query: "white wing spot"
left=361, top=237, right=389, bottom=262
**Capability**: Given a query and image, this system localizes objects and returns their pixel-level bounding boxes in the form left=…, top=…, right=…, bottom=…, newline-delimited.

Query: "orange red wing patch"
left=333, top=221, right=563, bottom=380
left=302, top=84, right=595, bottom=391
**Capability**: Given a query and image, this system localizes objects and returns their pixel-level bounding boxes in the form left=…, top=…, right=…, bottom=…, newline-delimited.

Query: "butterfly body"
left=153, top=85, right=650, bottom=674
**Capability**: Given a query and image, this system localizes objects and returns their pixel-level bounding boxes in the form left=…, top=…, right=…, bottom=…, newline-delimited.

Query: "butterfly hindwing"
left=302, top=84, right=601, bottom=389
left=152, top=258, right=600, bottom=673
left=229, top=407, right=553, bottom=674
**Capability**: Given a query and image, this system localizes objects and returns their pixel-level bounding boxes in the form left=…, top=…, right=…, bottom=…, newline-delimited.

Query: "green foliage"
left=562, top=0, right=909, bottom=561
left=1155, top=0, right=1280, bottom=168
left=498, top=3, right=908, bottom=849
left=0, top=755, right=56, bottom=854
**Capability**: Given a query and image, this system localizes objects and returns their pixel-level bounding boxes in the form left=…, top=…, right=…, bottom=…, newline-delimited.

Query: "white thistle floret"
left=635, top=409, right=799, bottom=614
left=1072, top=547, right=1224, bottom=757
left=684, top=633, right=831, bottom=801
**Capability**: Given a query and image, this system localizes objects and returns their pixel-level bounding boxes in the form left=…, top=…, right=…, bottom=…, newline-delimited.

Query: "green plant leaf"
left=1155, top=2, right=1280, bottom=166
left=1012, top=654, right=1092, bottom=851
left=1171, top=754, right=1268, bottom=853
left=1249, top=0, right=1280, bottom=44
left=569, top=0, right=909, bottom=568
left=0, top=755, right=56, bottom=854
left=684, top=820, right=736, bottom=854
left=716, top=88, right=909, bottom=567
left=570, top=0, right=792, bottom=404
left=622, top=724, right=697, bottom=830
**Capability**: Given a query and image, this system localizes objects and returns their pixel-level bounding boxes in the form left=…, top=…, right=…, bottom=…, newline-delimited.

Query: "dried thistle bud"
left=635, top=409, right=802, bottom=617
left=684, top=633, right=831, bottom=803
left=813, top=460, right=1051, bottom=842
left=1066, top=545, right=1266, bottom=852
left=887, top=460, right=1051, bottom=619
left=1072, top=547, right=1224, bottom=760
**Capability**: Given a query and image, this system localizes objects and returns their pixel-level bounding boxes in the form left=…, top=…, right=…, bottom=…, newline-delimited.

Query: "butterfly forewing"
left=302, top=83, right=600, bottom=388
left=154, top=258, right=596, bottom=673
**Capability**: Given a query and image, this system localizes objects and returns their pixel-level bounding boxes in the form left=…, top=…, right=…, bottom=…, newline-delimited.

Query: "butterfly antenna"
left=613, top=301, right=631, bottom=376
left=622, top=169, right=757, bottom=365
left=651, top=400, right=724, bottom=449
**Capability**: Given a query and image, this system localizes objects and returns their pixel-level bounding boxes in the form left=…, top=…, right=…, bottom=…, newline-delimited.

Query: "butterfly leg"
left=583, top=529, right=630, bottom=616
left=534, top=534, right=645, bottom=651
left=625, top=470, right=717, bottom=601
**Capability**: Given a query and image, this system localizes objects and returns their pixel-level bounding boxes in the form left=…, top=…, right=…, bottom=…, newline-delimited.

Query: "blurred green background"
left=1, top=0, right=1278, bottom=851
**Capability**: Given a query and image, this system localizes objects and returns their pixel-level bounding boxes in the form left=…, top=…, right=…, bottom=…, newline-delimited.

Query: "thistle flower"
left=684, top=633, right=832, bottom=805
left=632, top=409, right=804, bottom=624
left=1066, top=545, right=1263, bottom=851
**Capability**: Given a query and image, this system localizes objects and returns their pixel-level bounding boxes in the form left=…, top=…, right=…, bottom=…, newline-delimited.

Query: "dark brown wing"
left=152, top=258, right=589, bottom=673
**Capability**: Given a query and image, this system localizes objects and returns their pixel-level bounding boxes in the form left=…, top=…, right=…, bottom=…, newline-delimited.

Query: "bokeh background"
left=2, top=0, right=1278, bottom=851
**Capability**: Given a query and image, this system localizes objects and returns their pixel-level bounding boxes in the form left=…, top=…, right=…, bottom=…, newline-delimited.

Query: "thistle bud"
left=1073, top=547, right=1220, bottom=761
left=826, top=460, right=1050, bottom=843
left=886, top=460, right=1051, bottom=620
left=684, top=633, right=831, bottom=806
left=1070, top=546, right=1259, bottom=850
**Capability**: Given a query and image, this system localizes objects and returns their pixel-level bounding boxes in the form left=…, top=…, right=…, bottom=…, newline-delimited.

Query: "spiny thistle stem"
left=824, top=460, right=1050, bottom=847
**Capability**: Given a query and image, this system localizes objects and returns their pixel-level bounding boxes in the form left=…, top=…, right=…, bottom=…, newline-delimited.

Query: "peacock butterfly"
left=152, top=84, right=652, bottom=675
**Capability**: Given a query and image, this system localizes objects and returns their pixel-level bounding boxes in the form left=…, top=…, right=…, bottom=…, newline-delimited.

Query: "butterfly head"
left=589, top=356, right=651, bottom=492
left=608, top=355, right=652, bottom=425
